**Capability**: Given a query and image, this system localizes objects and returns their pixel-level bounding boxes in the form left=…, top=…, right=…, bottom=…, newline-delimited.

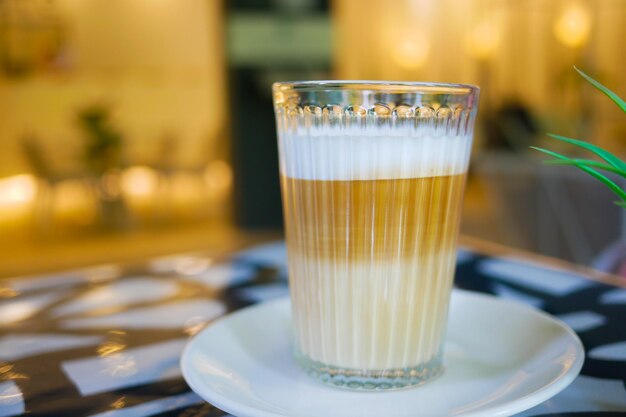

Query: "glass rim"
left=273, top=80, right=479, bottom=95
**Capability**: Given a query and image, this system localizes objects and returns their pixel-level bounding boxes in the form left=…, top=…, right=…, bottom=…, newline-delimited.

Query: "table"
left=1, top=240, right=625, bottom=417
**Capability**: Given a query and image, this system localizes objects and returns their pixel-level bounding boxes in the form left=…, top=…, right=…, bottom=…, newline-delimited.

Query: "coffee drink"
left=273, top=80, right=479, bottom=389
left=279, top=130, right=471, bottom=370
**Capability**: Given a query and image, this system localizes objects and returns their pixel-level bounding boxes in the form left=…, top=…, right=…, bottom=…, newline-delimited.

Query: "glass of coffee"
left=272, top=81, right=480, bottom=390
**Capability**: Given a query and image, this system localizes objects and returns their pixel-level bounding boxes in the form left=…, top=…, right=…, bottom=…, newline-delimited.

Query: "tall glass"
left=272, top=81, right=479, bottom=390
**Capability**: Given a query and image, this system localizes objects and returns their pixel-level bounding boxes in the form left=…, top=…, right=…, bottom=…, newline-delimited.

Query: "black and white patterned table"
left=0, top=241, right=625, bottom=417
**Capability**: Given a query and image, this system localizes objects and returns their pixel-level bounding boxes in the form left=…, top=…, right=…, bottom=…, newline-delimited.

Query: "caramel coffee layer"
left=281, top=174, right=466, bottom=261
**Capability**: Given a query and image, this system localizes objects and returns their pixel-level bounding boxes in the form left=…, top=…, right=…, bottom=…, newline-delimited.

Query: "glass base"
left=294, top=350, right=444, bottom=391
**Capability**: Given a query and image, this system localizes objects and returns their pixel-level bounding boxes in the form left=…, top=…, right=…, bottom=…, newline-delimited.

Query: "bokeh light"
left=554, top=4, right=592, bottom=49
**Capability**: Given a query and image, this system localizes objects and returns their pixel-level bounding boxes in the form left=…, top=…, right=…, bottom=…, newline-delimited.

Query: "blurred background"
left=0, top=0, right=625, bottom=278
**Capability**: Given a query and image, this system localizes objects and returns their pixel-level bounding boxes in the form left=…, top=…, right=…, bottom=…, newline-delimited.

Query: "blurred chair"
left=484, top=100, right=541, bottom=152
left=475, top=152, right=623, bottom=266
left=20, top=134, right=98, bottom=234
left=593, top=206, right=626, bottom=277
left=594, top=238, right=626, bottom=276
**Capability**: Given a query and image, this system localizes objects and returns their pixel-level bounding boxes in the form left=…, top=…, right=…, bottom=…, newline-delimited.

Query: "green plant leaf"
left=575, top=66, right=626, bottom=113
left=544, top=158, right=626, bottom=178
left=532, top=146, right=626, bottom=204
left=546, top=133, right=626, bottom=172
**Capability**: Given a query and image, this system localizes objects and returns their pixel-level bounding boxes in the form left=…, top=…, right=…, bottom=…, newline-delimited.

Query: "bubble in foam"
left=278, top=128, right=472, bottom=181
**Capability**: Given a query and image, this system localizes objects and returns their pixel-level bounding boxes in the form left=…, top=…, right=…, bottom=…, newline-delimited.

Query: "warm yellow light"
left=120, top=166, right=160, bottom=198
left=554, top=4, right=591, bottom=49
left=174, top=256, right=213, bottom=275
left=466, top=20, right=500, bottom=60
left=98, top=341, right=126, bottom=357
left=171, top=172, right=208, bottom=212
left=86, top=265, right=122, bottom=282
left=204, top=160, right=233, bottom=197
left=53, top=179, right=97, bottom=225
left=101, top=170, right=123, bottom=198
left=111, top=397, right=126, bottom=410
left=391, top=36, right=430, bottom=70
left=0, top=174, right=38, bottom=209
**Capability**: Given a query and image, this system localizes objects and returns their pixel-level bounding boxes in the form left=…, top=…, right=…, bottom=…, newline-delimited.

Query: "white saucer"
left=181, top=289, right=584, bottom=417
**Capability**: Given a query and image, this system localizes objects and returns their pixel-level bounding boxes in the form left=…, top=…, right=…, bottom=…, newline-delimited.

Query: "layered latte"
left=279, top=128, right=471, bottom=371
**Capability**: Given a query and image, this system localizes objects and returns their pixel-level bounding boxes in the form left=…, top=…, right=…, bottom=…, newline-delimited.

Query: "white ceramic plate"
left=181, top=289, right=584, bottom=417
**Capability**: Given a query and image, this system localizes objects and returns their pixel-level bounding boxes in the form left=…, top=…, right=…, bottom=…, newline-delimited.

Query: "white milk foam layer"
left=278, top=128, right=472, bottom=181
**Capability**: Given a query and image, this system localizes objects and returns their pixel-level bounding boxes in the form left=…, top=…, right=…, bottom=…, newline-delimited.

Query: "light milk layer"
left=289, top=254, right=456, bottom=369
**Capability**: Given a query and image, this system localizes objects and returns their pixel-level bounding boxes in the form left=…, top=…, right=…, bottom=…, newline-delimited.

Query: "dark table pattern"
left=0, top=241, right=625, bottom=417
